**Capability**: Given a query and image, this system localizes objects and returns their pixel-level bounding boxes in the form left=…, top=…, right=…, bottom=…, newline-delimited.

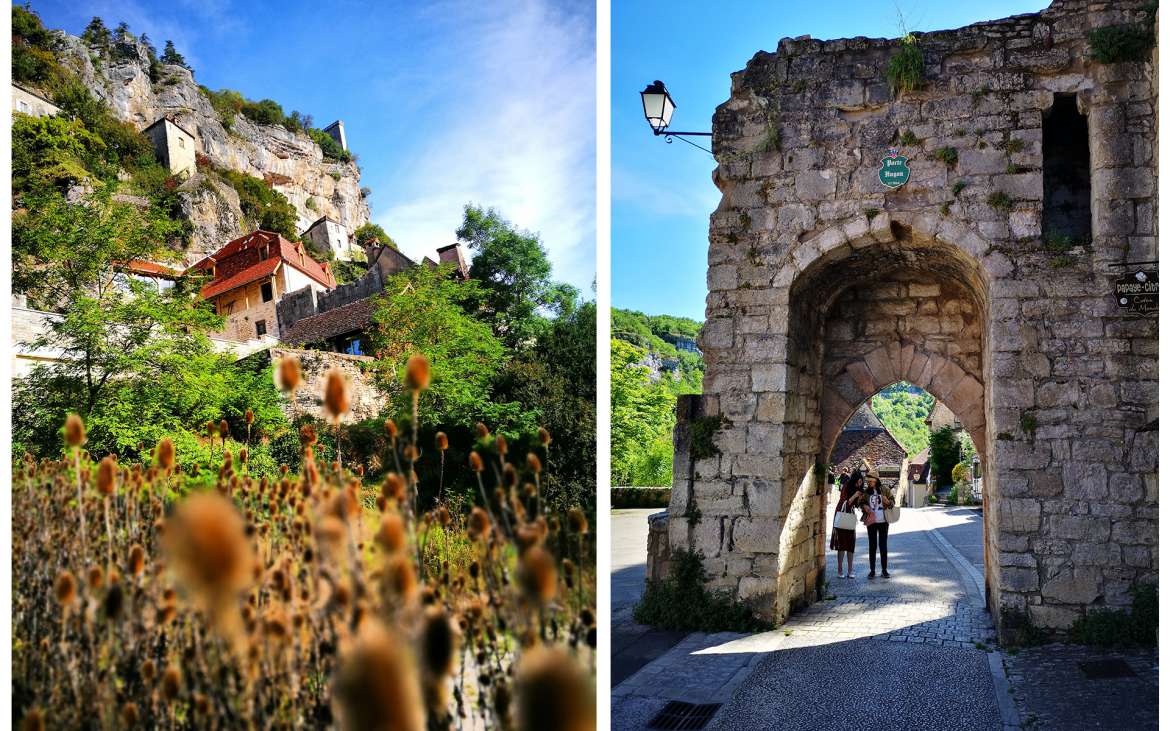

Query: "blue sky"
left=613, top=0, right=1049, bottom=321
left=24, top=0, right=596, bottom=295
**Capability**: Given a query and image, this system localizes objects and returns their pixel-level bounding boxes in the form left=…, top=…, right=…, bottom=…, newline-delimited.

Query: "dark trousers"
left=867, top=521, right=889, bottom=573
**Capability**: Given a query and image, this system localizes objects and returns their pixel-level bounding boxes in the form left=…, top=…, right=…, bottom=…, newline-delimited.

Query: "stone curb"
left=987, top=650, right=1023, bottom=730
left=920, top=507, right=987, bottom=608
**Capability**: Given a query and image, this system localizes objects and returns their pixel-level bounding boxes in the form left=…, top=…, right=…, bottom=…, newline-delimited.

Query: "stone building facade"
left=11, top=83, right=60, bottom=118
left=143, top=117, right=196, bottom=177
left=662, top=0, right=1157, bottom=635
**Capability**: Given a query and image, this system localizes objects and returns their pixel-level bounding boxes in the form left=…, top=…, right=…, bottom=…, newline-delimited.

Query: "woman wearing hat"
left=859, top=475, right=896, bottom=579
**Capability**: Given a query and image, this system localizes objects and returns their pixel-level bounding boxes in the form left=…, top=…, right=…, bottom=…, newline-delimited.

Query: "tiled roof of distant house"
left=143, top=116, right=197, bottom=140
left=830, top=401, right=908, bottom=474
left=189, top=230, right=335, bottom=299
left=116, top=259, right=179, bottom=278
left=281, top=297, right=377, bottom=345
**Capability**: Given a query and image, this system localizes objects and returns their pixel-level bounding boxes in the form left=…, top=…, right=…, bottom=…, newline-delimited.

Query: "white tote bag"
left=833, top=504, right=857, bottom=531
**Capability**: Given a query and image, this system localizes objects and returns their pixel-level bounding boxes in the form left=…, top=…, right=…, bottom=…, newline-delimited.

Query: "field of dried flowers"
left=12, top=353, right=595, bottom=730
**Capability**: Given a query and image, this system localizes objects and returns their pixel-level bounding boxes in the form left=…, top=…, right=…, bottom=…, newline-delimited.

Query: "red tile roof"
left=281, top=297, right=377, bottom=346
left=189, top=230, right=335, bottom=299
left=115, top=259, right=179, bottom=278
left=201, top=257, right=281, bottom=299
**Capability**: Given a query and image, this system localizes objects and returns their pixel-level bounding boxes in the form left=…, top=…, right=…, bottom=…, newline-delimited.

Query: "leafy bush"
left=215, top=167, right=301, bottom=240
left=885, top=33, right=925, bottom=95
left=1089, top=15, right=1156, bottom=64
left=635, top=549, right=768, bottom=632
left=933, top=146, right=958, bottom=166
left=353, top=222, right=397, bottom=249
left=929, top=426, right=961, bottom=488
left=1070, top=584, right=1157, bottom=647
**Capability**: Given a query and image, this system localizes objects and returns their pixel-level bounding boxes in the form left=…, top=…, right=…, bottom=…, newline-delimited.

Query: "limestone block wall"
left=242, top=347, right=387, bottom=424
left=668, top=0, right=1158, bottom=632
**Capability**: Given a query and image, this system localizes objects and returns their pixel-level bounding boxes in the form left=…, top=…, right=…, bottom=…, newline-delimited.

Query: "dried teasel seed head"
left=20, top=708, right=45, bottom=731
left=323, top=367, right=351, bottom=421
left=64, top=413, right=86, bottom=447
left=153, top=438, right=175, bottom=472
left=518, top=546, right=557, bottom=603
left=567, top=507, right=588, bottom=535
left=97, top=455, right=118, bottom=496
left=404, top=354, right=431, bottom=391
left=244, top=408, right=254, bottom=425
left=300, top=424, right=317, bottom=447
left=239, top=448, right=248, bottom=465
left=277, top=355, right=302, bottom=392
left=128, top=544, right=146, bottom=576
left=496, top=434, right=508, bottom=456
left=514, top=645, right=595, bottom=731
left=435, top=432, right=448, bottom=451
left=333, top=620, right=425, bottom=731
left=141, top=659, right=156, bottom=683
left=469, top=452, right=484, bottom=473
left=475, top=422, right=490, bottom=440
left=382, top=473, right=406, bottom=502
left=87, top=565, right=104, bottom=591
left=527, top=453, right=542, bottom=474
left=467, top=508, right=491, bottom=539
left=376, top=513, right=407, bottom=553
left=163, top=492, right=253, bottom=613
left=219, top=420, right=230, bottom=439
left=538, top=426, right=552, bottom=446
left=384, top=417, right=399, bottom=439
left=54, top=570, right=76, bottom=606
left=419, top=607, right=460, bottom=712
left=206, top=421, right=216, bottom=437
left=162, top=665, right=182, bottom=702
left=120, top=702, right=139, bottom=728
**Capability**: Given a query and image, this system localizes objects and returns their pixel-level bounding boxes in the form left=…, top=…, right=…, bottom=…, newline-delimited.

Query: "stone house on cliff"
left=143, top=117, right=196, bottom=178
left=188, top=230, right=336, bottom=342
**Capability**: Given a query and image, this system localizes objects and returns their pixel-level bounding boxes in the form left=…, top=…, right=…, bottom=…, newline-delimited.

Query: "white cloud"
left=375, top=0, right=596, bottom=295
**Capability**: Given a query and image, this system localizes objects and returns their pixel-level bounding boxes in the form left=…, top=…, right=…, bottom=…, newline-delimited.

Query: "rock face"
left=55, top=33, right=371, bottom=262
left=665, top=0, right=1158, bottom=634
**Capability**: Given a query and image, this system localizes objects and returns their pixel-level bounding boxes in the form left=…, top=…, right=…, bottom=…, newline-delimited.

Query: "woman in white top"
left=859, top=477, right=895, bottom=579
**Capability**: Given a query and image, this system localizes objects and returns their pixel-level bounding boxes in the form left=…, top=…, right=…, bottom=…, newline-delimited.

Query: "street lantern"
left=641, top=80, right=676, bottom=133
left=971, top=453, right=981, bottom=479
left=638, top=80, right=712, bottom=153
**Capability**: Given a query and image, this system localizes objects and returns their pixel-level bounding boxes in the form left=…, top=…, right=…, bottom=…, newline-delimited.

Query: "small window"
left=344, top=338, right=363, bottom=356
left=17, top=100, right=29, bottom=112
left=221, top=300, right=235, bottom=315
left=255, top=320, right=267, bottom=337
left=177, top=136, right=185, bottom=148
left=261, top=282, right=274, bottom=302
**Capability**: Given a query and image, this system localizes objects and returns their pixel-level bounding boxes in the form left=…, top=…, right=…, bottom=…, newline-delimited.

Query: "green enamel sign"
left=879, top=149, right=910, bottom=189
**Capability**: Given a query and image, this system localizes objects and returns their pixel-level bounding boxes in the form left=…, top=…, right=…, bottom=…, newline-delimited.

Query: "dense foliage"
left=353, top=221, right=397, bottom=249
left=210, top=165, right=302, bottom=241
left=610, top=339, right=676, bottom=487
left=869, top=384, right=935, bottom=456
left=929, top=426, right=963, bottom=488
left=609, top=308, right=704, bottom=486
left=198, top=86, right=354, bottom=162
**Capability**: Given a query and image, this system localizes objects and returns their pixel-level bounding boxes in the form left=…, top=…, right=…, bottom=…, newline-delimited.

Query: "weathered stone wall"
left=242, top=347, right=387, bottom=424
left=667, top=0, right=1158, bottom=632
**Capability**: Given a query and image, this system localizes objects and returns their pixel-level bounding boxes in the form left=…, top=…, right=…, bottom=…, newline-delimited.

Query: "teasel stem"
left=74, top=446, right=88, bottom=560
left=103, top=495, right=113, bottom=569
left=438, top=450, right=445, bottom=504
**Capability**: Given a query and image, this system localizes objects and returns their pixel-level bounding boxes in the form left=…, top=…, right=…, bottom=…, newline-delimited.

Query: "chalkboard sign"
left=1115, top=269, right=1157, bottom=314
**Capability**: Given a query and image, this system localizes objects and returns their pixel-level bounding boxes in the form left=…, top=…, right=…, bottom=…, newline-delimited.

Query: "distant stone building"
left=11, top=83, right=60, bottom=117
left=279, top=242, right=470, bottom=354
left=323, top=120, right=347, bottom=152
left=926, top=401, right=962, bottom=432
left=142, top=117, right=196, bottom=177
left=829, top=402, right=908, bottom=477
left=302, top=215, right=360, bottom=261
left=189, top=230, right=336, bottom=342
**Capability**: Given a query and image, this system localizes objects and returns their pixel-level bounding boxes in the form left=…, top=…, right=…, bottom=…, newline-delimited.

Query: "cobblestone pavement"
left=1003, top=644, right=1158, bottom=730
left=612, top=507, right=1005, bottom=730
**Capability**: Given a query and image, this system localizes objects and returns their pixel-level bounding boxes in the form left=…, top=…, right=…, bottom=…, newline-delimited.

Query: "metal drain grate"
left=1078, top=658, right=1137, bottom=679
left=648, top=701, right=722, bottom=730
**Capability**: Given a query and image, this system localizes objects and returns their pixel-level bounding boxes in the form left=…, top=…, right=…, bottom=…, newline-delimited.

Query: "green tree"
left=353, top=222, right=396, bottom=249
left=12, top=5, right=64, bottom=87
left=13, top=186, right=185, bottom=308
left=160, top=39, right=189, bottom=69
left=929, top=426, right=962, bottom=487
left=457, top=205, right=557, bottom=348
left=81, top=17, right=111, bottom=53
left=611, top=338, right=676, bottom=485
left=369, top=263, right=521, bottom=431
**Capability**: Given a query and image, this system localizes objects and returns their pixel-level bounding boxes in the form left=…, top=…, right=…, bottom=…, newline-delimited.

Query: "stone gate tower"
left=662, top=0, right=1158, bottom=634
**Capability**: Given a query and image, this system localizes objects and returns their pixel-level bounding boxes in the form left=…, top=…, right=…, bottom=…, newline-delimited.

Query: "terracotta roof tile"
left=281, top=298, right=377, bottom=345
left=190, top=230, right=336, bottom=298
left=201, top=258, right=280, bottom=299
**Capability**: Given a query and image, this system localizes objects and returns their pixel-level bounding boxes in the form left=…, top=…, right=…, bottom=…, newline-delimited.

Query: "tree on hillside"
left=611, top=338, right=676, bottom=485
left=370, top=263, right=520, bottom=431
left=81, top=17, right=111, bottom=52
left=929, top=426, right=962, bottom=487
left=161, top=40, right=189, bottom=69
left=353, top=222, right=396, bottom=249
left=457, top=205, right=559, bottom=349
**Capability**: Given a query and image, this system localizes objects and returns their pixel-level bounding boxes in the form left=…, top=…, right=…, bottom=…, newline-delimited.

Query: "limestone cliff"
left=54, top=32, right=370, bottom=261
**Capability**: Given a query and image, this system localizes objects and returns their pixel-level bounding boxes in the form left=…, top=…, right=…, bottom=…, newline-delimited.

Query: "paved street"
left=611, top=509, right=688, bottom=686
left=612, top=505, right=1008, bottom=730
